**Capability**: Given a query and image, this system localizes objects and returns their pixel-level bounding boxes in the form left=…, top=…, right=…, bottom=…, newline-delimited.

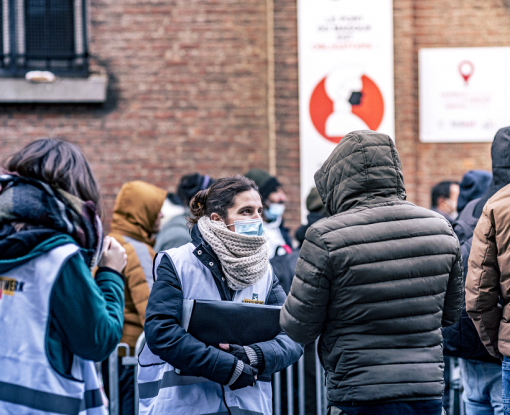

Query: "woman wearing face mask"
left=138, top=175, right=303, bottom=415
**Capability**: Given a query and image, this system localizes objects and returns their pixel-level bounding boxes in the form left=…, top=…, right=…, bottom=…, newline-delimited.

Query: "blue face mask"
left=264, top=203, right=285, bottom=222
left=232, top=218, right=265, bottom=236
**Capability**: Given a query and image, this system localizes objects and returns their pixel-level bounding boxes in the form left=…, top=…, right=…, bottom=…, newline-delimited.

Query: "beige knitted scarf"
left=197, top=216, right=269, bottom=290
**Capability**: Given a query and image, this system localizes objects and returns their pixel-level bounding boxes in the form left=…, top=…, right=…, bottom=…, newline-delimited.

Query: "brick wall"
left=0, top=0, right=507, bottom=232
left=0, top=0, right=272, bottom=229
left=395, top=0, right=508, bottom=208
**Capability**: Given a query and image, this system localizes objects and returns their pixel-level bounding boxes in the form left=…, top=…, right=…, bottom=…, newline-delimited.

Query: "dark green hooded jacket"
left=280, top=130, right=463, bottom=405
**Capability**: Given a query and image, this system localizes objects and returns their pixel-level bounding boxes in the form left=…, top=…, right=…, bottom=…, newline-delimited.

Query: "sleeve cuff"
left=227, top=360, right=244, bottom=386
left=96, top=267, right=125, bottom=282
left=248, top=344, right=265, bottom=372
left=244, top=346, right=258, bottom=367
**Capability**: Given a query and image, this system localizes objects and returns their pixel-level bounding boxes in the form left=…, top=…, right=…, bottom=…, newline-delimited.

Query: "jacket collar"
left=190, top=225, right=233, bottom=300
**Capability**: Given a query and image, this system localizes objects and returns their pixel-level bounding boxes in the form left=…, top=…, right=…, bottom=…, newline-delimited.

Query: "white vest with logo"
left=0, top=243, right=106, bottom=415
left=138, top=243, right=274, bottom=415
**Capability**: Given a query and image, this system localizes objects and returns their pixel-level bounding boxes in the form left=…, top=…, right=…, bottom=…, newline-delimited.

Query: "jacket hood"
left=314, top=130, right=406, bottom=215
left=457, top=170, right=492, bottom=214
left=111, top=181, right=167, bottom=245
left=474, top=127, right=510, bottom=217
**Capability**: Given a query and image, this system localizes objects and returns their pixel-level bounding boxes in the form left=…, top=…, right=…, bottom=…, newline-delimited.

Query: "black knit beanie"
left=245, top=168, right=281, bottom=200
left=177, top=173, right=215, bottom=207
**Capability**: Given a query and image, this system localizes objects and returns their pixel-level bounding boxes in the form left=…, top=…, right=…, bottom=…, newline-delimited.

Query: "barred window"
left=0, top=0, right=88, bottom=76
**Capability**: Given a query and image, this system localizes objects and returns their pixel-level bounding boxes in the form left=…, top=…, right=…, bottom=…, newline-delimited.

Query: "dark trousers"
left=101, top=360, right=135, bottom=415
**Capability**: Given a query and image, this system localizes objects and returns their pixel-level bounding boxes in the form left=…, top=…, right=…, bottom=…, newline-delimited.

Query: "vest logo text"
left=243, top=293, right=263, bottom=305
left=0, top=277, right=25, bottom=299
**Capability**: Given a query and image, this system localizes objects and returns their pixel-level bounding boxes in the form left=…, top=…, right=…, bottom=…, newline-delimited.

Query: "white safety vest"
left=138, top=243, right=274, bottom=415
left=0, top=243, right=107, bottom=415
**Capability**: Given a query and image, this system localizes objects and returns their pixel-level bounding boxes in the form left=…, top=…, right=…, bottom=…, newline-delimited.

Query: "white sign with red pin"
left=420, top=47, right=510, bottom=143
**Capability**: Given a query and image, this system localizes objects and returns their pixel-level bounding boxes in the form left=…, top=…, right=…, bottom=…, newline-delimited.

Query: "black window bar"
left=0, top=0, right=88, bottom=77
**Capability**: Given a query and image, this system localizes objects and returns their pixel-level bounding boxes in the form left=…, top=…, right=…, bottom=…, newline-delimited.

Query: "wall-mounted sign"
left=419, top=47, right=510, bottom=143
left=298, top=0, right=395, bottom=222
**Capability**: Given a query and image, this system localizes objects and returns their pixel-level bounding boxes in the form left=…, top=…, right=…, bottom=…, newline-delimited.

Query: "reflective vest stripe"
left=0, top=380, right=82, bottom=414
left=0, top=381, right=103, bottom=414
left=138, top=371, right=208, bottom=399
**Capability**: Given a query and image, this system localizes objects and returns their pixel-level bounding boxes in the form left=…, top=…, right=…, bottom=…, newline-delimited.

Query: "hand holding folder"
left=182, top=299, right=282, bottom=346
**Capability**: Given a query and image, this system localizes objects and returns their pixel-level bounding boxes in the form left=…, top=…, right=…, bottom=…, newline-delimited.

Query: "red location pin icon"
left=459, top=61, right=474, bottom=84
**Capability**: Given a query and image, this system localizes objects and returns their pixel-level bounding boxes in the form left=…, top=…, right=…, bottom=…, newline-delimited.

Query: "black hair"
left=431, top=180, right=458, bottom=207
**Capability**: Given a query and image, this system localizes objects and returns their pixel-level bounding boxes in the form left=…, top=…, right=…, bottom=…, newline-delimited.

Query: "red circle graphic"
left=309, top=74, right=385, bottom=144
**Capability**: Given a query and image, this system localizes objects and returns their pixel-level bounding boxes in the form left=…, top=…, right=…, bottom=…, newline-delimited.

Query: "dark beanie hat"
left=177, top=173, right=214, bottom=206
left=306, top=187, right=328, bottom=216
left=245, top=168, right=281, bottom=200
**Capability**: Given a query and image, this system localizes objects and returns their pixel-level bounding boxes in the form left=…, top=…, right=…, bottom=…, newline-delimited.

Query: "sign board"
left=298, top=0, right=395, bottom=222
left=419, top=47, right=510, bottom=143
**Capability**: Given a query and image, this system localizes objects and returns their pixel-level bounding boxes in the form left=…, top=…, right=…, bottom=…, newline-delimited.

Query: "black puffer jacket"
left=280, top=130, right=463, bottom=406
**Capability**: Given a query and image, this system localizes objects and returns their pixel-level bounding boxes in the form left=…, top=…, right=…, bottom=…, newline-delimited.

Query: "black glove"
left=230, top=363, right=258, bottom=391
left=224, top=344, right=250, bottom=365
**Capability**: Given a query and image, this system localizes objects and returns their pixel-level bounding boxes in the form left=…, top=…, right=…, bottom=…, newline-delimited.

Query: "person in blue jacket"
left=139, top=175, right=303, bottom=415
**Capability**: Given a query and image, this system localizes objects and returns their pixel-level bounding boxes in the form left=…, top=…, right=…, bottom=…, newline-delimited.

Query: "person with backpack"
left=442, top=168, right=501, bottom=415
left=0, top=139, right=126, bottom=415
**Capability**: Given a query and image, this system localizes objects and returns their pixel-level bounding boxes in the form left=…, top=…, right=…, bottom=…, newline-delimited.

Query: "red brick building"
left=0, top=0, right=503, bottom=231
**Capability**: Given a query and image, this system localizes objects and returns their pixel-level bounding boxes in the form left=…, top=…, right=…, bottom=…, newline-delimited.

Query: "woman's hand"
left=98, top=236, right=127, bottom=273
left=219, top=343, right=250, bottom=365
left=229, top=364, right=258, bottom=390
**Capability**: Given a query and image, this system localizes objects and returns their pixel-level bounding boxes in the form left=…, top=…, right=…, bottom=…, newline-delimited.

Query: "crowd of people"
left=2, top=128, right=510, bottom=415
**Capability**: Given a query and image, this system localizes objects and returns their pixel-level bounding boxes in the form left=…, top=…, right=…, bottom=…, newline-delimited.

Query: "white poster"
left=298, top=0, right=395, bottom=222
left=419, top=47, right=510, bottom=143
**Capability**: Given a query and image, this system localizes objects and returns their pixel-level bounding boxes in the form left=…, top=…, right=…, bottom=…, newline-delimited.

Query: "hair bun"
left=188, top=188, right=209, bottom=225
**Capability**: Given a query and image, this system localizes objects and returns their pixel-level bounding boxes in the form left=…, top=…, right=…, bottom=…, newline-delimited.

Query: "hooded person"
left=456, top=170, right=492, bottom=215
left=107, top=181, right=167, bottom=415
left=280, top=130, right=463, bottom=415
left=155, top=173, right=214, bottom=252
left=244, top=169, right=292, bottom=258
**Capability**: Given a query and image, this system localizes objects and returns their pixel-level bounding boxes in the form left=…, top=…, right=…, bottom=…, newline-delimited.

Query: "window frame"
left=0, top=0, right=89, bottom=77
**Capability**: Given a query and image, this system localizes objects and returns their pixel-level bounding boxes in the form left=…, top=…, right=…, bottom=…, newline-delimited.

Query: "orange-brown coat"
left=109, top=181, right=166, bottom=355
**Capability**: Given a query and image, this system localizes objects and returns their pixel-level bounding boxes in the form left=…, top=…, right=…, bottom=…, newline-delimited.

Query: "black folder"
left=182, top=299, right=282, bottom=346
